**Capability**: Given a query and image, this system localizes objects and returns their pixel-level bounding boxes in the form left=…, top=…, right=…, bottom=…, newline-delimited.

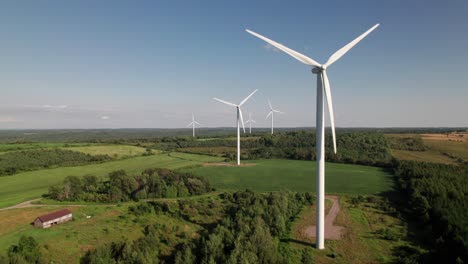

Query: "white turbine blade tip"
left=325, top=23, right=380, bottom=67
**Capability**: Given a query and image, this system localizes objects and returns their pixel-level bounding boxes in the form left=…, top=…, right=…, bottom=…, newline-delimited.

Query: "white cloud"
left=42, top=105, right=68, bottom=109
left=100, top=116, right=110, bottom=120
left=263, top=43, right=280, bottom=52
left=0, top=117, right=17, bottom=123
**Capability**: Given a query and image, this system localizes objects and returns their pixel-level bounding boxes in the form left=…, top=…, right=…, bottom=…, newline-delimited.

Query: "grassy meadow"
left=0, top=204, right=202, bottom=263
left=187, top=159, right=394, bottom=195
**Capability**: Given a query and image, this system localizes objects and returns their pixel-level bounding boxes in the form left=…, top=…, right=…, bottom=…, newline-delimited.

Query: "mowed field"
left=0, top=152, right=223, bottom=208
left=187, top=159, right=394, bottom=195
left=386, top=133, right=468, bottom=164
left=63, top=145, right=149, bottom=158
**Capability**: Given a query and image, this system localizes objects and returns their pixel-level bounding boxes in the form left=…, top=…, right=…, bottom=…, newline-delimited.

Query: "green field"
left=63, top=145, right=148, bottom=158
left=0, top=152, right=223, bottom=208
left=187, top=159, right=394, bottom=195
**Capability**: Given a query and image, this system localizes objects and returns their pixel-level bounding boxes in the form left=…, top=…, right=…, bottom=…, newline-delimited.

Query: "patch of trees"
left=387, top=136, right=428, bottom=151
left=47, top=168, right=212, bottom=203
left=2, top=236, right=43, bottom=264
left=81, top=190, right=314, bottom=264
left=393, top=160, right=468, bottom=263
left=0, top=149, right=110, bottom=176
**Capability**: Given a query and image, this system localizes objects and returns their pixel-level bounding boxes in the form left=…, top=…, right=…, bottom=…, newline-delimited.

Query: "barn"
left=34, top=209, right=73, bottom=228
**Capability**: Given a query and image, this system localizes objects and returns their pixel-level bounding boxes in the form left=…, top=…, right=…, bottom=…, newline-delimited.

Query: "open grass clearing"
left=0, top=204, right=202, bottom=263
left=287, top=195, right=422, bottom=263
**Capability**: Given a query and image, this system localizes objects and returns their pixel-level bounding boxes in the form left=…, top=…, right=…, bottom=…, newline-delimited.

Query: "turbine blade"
left=194, top=121, right=201, bottom=126
left=213, top=98, right=237, bottom=107
left=238, top=108, right=246, bottom=133
left=267, top=99, right=273, bottom=110
left=325, top=24, right=380, bottom=67
left=192, top=113, right=194, bottom=121
left=246, top=29, right=321, bottom=67
left=186, top=122, right=194, bottom=128
left=273, top=110, right=282, bottom=113
left=266, top=111, right=273, bottom=119
left=322, top=71, right=337, bottom=154
left=239, top=89, right=258, bottom=106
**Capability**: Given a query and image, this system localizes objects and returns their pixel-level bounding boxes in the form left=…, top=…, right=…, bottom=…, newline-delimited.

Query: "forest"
left=47, top=168, right=212, bottom=203
left=393, top=160, right=468, bottom=263
left=80, top=190, right=314, bottom=264
left=0, top=149, right=110, bottom=176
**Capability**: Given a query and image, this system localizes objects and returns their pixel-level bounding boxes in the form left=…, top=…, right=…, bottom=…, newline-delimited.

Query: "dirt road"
left=304, top=195, right=346, bottom=240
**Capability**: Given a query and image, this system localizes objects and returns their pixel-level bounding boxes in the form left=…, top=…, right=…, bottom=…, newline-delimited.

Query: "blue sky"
left=0, top=0, right=467, bottom=129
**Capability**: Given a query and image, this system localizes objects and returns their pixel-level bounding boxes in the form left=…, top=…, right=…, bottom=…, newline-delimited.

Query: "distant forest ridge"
left=0, top=127, right=466, bottom=143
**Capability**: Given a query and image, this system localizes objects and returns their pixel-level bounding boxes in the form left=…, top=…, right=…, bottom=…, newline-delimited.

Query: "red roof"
left=36, top=209, right=72, bottom=222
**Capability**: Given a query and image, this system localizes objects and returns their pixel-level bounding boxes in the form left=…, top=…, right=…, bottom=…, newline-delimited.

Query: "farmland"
left=63, top=145, right=149, bottom=159
left=187, top=159, right=394, bottom=195
left=386, top=133, right=468, bottom=164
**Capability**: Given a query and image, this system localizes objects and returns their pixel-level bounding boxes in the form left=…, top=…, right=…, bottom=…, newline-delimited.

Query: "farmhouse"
left=34, top=209, right=72, bottom=228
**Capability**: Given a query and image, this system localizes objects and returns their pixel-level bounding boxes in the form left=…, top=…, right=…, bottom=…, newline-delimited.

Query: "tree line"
left=47, top=168, right=212, bottom=203
left=0, top=149, right=110, bottom=176
left=80, top=190, right=315, bottom=264
left=169, top=131, right=393, bottom=167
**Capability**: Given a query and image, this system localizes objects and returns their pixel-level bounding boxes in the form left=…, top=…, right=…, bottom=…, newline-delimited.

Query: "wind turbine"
left=244, top=112, right=256, bottom=134
left=246, top=24, right=379, bottom=249
left=266, top=99, right=283, bottom=135
left=186, top=113, right=201, bottom=137
left=213, top=89, right=258, bottom=165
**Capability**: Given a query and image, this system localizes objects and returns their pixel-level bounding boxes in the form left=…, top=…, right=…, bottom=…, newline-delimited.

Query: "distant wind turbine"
left=213, top=89, right=258, bottom=165
left=246, top=24, right=379, bottom=249
left=186, top=113, right=201, bottom=137
left=266, top=99, right=283, bottom=135
left=244, top=112, right=256, bottom=134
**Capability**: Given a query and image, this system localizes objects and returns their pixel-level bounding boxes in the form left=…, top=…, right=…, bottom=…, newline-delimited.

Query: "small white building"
left=34, top=209, right=72, bottom=228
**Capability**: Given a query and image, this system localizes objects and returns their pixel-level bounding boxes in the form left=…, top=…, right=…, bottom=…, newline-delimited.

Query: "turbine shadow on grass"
left=280, top=238, right=315, bottom=247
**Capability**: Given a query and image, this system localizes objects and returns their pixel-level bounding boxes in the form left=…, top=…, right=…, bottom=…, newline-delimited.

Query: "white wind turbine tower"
left=244, top=112, right=256, bottom=134
left=246, top=24, right=379, bottom=249
left=186, top=113, right=201, bottom=137
left=213, top=89, right=258, bottom=165
left=266, top=99, right=284, bottom=135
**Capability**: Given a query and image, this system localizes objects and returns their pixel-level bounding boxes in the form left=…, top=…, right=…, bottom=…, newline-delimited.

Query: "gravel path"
left=304, top=195, right=346, bottom=240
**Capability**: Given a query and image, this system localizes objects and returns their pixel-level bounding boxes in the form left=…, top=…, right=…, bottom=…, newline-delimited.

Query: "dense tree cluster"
left=0, top=149, right=110, bottom=176
left=81, top=191, right=314, bottom=264
left=47, top=168, right=212, bottom=203
left=393, top=160, right=468, bottom=263
left=387, top=136, right=428, bottom=151
left=2, top=236, right=43, bottom=264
